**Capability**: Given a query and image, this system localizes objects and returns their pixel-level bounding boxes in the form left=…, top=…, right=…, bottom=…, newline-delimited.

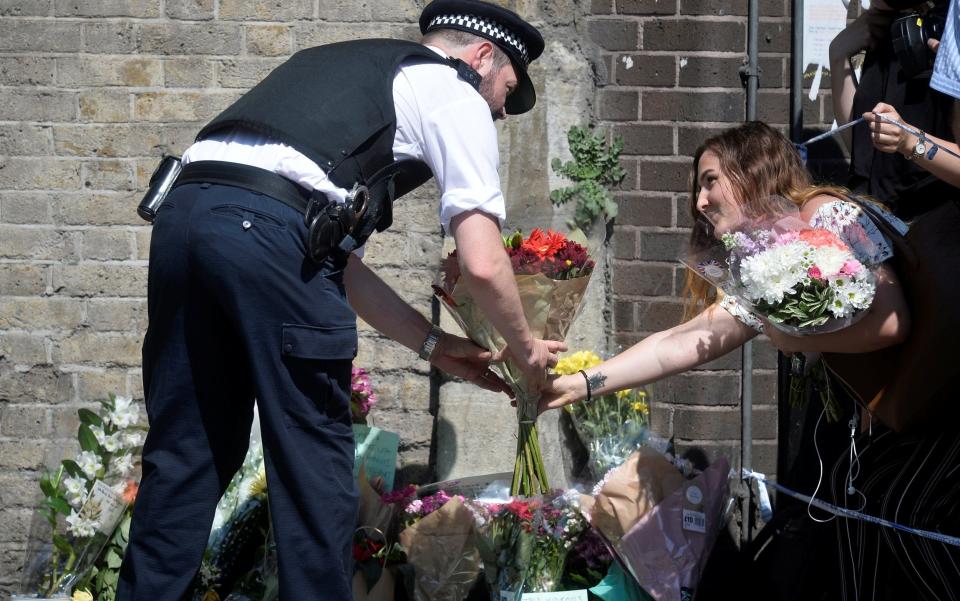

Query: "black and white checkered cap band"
left=428, top=13, right=529, bottom=66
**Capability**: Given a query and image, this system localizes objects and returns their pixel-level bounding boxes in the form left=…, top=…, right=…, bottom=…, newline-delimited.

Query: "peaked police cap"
left=420, top=0, right=545, bottom=114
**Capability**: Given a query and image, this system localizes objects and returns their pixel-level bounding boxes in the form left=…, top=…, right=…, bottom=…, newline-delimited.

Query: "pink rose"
left=808, top=265, right=823, bottom=280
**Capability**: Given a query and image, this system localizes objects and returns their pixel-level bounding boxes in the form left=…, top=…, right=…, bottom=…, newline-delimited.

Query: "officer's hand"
left=430, top=333, right=513, bottom=396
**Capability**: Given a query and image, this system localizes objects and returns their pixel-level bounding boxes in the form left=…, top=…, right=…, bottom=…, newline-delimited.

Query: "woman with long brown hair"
left=542, top=121, right=960, bottom=599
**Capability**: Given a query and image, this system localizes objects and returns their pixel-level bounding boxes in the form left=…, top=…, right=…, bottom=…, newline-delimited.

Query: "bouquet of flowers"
left=434, top=229, right=595, bottom=496
left=470, top=491, right=589, bottom=598
left=22, top=395, right=144, bottom=601
left=581, top=449, right=731, bottom=601
left=194, top=436, right=275, bottom=601
left=555, top=351, right=650, bottom=479
left=351, top=366, right=378, bottom=425
left=683, top=197, right=878, bottom=336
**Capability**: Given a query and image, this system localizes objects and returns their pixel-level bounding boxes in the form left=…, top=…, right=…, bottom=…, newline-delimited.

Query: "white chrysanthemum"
left=740, top=242, right=809, bottom=304
left=65, top=509, right=98, bottom=538
left=108, top=396, right=139, bottom=429
left=810, top=245, right=849, bottom=277
left=76, top=451, right=103, bottom=480
left=828, top=277, right=876, bottom=318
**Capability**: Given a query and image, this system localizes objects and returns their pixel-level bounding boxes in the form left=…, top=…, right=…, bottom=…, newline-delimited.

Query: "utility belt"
left=138, top=156, right=371, bottom=265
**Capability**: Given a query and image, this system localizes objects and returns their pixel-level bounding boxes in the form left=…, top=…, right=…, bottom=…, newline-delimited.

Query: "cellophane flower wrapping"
left=682, top=196, right=879, bottom=336
left=583, top=449, right=731, bottom=601
left=23, top=395, right=144, bottom=600
left=433, top=229, right=594, bottom=496
left=555, top=351, right=651, bottom=480
left=397, top=496, right=482, bottom=601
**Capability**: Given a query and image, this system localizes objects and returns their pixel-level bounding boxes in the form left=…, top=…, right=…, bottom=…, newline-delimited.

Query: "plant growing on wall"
left=550, top=125, right=626, bottom=232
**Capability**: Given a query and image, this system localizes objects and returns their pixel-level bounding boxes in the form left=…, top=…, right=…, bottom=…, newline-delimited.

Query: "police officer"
left=118, top=1, right=564, bottom=599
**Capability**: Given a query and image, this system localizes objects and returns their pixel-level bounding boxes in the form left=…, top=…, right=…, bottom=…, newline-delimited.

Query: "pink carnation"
left=839, top=259, right=862, bottom=276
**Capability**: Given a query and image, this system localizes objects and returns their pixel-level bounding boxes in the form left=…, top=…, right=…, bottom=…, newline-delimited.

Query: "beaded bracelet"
left=578, top=369, right=592, bottom=403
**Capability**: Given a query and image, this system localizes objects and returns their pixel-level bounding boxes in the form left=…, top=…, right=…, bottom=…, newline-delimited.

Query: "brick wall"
left=0, top=0, right=839, bottom=594
left=586, top=0, right=833, bottom=480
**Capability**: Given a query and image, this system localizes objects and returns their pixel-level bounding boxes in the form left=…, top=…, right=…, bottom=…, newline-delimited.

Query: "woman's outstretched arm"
left=539, top=303, right=758, bottom=412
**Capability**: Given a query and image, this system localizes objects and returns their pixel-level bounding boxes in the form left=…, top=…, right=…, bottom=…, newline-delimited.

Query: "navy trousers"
left=118, top=182, right=359, bottom=600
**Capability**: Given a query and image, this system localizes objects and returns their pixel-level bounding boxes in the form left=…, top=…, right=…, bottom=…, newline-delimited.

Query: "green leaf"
left=62, top=459, right=82, bottom=478
left=78, top=424, right=100, bottom=453
left=106, top=549, right=123, bottom=569
left=40, top=474, right=56, bottom=498
left=45, top=496, right=72, bottom=515
left=78, top=408, right=103, bottom=428
left=53, top=533, right=73, bottom=554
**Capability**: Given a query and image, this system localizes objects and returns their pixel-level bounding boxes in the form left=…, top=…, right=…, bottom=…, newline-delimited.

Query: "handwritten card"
left=353, top=425, right=399, bottom=492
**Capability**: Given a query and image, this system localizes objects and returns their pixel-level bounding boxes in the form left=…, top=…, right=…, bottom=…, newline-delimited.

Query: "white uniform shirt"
left=182, top=46, right=506, bottom=242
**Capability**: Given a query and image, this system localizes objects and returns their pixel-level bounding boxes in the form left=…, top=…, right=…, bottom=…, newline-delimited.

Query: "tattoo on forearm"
left=588, top=372, right=607, bottom=394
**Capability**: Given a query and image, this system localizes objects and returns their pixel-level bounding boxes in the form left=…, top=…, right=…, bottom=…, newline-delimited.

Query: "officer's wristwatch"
left=418, top=326, right=443, bottom=361
left=905, top=132, right=927, bottom=161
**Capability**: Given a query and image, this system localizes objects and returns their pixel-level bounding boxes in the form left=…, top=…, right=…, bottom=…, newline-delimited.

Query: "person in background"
left=829, top=0, right=954, bottom=219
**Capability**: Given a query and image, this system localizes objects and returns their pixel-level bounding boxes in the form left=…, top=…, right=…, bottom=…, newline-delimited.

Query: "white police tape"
left=742, top=468, right=960, bottom=548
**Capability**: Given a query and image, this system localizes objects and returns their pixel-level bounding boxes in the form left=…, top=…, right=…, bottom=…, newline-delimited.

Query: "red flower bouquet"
left=434, top=229, right=594, bottom=496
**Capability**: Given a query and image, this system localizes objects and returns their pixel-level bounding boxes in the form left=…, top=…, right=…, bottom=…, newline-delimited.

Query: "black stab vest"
left=197, top=39, right=470, bottom=232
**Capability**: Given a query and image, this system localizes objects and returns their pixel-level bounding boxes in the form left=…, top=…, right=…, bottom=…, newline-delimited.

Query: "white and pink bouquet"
left=685, top=199, right=877, bottom=335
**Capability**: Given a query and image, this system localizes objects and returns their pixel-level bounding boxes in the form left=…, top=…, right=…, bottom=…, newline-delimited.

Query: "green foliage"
left=550, top=126, right=626, bottom=231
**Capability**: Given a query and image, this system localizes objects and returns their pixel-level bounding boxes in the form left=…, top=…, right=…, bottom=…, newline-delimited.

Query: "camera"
left=891, top=7, right=946, bottom=78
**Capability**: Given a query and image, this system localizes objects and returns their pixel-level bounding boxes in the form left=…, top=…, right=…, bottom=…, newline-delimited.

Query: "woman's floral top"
left=719, top=198, right=909, bottom=332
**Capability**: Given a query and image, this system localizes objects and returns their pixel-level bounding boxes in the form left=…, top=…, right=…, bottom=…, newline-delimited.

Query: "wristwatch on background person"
left=904, top=131, right=927, bottom=161
left=418, top=325, right=443, bottom=361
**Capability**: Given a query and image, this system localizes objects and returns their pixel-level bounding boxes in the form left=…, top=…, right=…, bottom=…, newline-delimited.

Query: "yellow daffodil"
left=72, top=590, right=93, bottom=601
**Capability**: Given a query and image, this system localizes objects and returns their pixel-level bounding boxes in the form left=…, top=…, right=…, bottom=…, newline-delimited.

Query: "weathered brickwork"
left=0, top=0, right=833, bottom=594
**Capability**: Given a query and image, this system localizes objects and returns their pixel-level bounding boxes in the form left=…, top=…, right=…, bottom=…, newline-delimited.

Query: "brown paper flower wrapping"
left=398, top=498, right=481, bottom=601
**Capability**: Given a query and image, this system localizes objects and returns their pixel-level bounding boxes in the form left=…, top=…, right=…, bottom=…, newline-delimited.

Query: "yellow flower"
left=72, top=590, right=93, bottom=601
left=554, top=350, right=602, bottom=376
left=249, top=468, right=268, bottom=497
left=632, top=400, right=649, bottom=415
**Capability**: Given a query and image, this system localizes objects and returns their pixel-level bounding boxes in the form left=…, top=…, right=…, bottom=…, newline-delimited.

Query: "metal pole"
left=740, top=0, right=760, bottom=548
left=791, top=0, right=804, bottom=143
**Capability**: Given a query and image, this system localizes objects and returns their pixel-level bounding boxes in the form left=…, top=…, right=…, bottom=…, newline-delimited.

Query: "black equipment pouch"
left=138, top=155, right=182, bottom=222
left=305, top=183, right=368, bottom=264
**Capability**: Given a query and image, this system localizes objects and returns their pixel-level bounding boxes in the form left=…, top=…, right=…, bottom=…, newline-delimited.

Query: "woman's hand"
left=511, top=373, right=585, bottom=414
left=758, top=322, right=806, bottom=356
left=538, top=374, right=585, bottom=414
left=829, top=8, right=895, bottom=63
left=864, top=102, right=918, bottom=156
